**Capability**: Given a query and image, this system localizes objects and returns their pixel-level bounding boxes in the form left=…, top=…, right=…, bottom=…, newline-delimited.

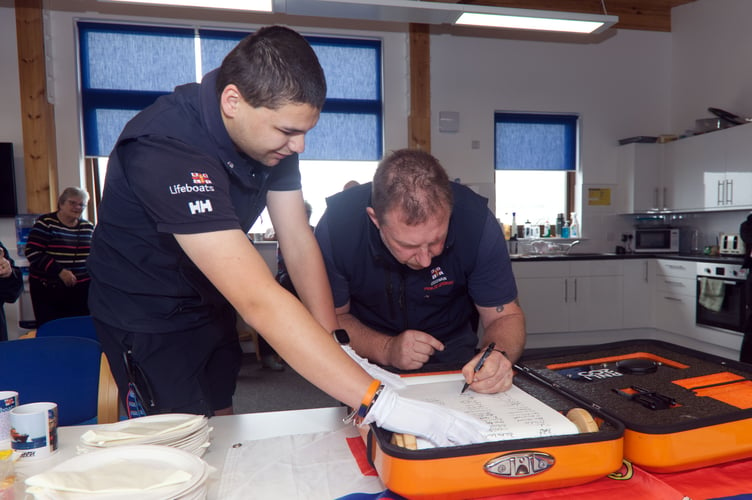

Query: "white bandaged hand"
left=341, top=345, right=406, bottom=390
left=362, top=386, right=489, bottom=447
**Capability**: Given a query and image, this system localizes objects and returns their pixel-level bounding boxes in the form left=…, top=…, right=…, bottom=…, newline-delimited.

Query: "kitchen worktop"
left=510, top=252, right=745, bottom=265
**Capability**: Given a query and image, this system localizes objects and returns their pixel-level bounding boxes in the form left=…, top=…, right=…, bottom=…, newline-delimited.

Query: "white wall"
left=671, top=0, right=752, bottom=133
left=429, top=28, right=672, bottom=252
left=669, top=0, right=752, bottom=241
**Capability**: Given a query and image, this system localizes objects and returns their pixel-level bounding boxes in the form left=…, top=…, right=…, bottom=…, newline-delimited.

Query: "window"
left=494, top=112, right=578, bottom=236
left=78, top=22, right=383, bottom=226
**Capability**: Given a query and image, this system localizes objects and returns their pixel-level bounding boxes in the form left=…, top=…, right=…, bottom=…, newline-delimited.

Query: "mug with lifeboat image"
left=0, top=391, right=18, bottom=448
left=9, top=402, right=58, bottom=460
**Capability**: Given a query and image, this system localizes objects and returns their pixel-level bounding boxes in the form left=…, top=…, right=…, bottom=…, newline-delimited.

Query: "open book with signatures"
left=398, top=373, right=579, bottom=449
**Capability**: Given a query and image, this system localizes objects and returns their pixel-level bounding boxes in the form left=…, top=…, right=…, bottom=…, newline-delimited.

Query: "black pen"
left=461, top=342, right=496, bottom=394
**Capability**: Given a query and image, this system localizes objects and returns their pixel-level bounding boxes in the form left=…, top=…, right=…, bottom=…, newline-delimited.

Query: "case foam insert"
left=519, top=339, right=752, bottom=433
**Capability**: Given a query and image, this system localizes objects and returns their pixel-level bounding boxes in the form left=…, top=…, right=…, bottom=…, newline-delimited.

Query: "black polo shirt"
left=88, top=69, right=300, bottom=333
left=315, top=182, right=517, bottom=365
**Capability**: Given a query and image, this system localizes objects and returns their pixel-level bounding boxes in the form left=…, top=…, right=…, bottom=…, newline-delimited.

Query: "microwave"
left=633, top=228, right=680, bottom=253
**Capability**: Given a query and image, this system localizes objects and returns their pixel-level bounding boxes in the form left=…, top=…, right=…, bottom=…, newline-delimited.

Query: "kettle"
left=680, top=227, right=700, bottom=254
left=719, top=233, right=745, bottom=255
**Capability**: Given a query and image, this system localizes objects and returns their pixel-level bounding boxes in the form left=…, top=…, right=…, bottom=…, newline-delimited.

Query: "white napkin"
left=26, top=458, right=192, bottom=493
left=80, top=415, right=205, bottom=445
left=217, top=426, right=384, bottom=500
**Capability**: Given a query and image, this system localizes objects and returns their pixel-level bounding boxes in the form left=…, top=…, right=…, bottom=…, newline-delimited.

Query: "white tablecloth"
left=11, top=407, right=360, bottom=499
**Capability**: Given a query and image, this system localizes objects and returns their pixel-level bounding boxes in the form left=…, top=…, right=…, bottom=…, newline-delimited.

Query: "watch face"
left=333, top=329, right=350, bottom=345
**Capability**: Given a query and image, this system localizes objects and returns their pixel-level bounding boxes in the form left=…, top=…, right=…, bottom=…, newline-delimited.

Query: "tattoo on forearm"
left=496, top=298, right=519, bottom=313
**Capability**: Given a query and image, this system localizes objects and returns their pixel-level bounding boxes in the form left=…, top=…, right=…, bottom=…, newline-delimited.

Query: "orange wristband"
left=357, top=379, right=382, bottom=418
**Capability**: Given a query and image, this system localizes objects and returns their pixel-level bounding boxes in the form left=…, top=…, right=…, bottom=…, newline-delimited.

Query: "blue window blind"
left=79, top=22, right=382, bottom=160
left=494, top=113, right=578, bottom=171
left=78, top=22, right=196, bottom=157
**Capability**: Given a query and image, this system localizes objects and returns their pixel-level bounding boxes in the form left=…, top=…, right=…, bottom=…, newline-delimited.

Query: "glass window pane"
left=495, top=170, right=568, bottom=229
left=247, top=160, right=376, bottom=234
left=300, top=160, right=376, bottom=226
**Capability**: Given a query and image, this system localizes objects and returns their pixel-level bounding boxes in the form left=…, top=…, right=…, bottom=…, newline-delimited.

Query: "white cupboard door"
left=515, top=277, right=568, bottom=334
left=618, top=143, right=663, bottom=213
left=623, top=259, right=652, bottom=328
left=569, top=275, right=624, bottom=331
left=664, top=137, right=709, bottom=211
left=654, top=292, right=695, bottom=334
left=725, top=172, right=752, bottom=208
left=704, top=171, right=728, bottom=208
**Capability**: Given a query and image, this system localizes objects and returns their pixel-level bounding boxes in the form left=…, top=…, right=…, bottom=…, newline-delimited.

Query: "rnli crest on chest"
left=424, top=266, right=454, bottom=291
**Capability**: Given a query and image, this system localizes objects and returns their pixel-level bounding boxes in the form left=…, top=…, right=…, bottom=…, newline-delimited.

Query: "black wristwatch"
left=333, top=329, right=350, bottom=346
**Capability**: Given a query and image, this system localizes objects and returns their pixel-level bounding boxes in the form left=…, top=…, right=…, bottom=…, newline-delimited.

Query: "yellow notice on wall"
left=588, top=188, right=611, bottom=206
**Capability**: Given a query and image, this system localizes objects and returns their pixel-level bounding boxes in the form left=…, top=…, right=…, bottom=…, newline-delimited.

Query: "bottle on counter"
left=510, top=212, right=518, bottom=240
left=561, top=220, right=570, bottom=239
left=570, top=212, right=579, bottom=238
left=555, top=213, right=564, bottom=237
left=523, top=219, right=533, bottom=239
left=543, top=221, right=551, bottom=237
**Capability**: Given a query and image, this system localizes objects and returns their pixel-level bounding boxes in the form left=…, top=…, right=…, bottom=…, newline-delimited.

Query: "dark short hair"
left=371, top=149, right=453, bottom=226
left=216, top=26, right=327, bottom=110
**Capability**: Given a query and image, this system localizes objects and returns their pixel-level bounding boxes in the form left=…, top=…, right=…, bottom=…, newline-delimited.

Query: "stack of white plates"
left=78, top=414, right=211, bottom=457
left=26, top=445, right=212, bottom=500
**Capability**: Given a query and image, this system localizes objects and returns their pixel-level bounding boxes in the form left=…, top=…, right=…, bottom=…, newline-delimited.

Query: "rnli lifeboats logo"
left=425, top=266, right=453, bottom=291
left=430, top=267, right=444, bottom=280
left=169, top=172, right=215, bottom=195
left=484, top=451, right=555, bottom=478
left=191, top=172, right=212, bottom=184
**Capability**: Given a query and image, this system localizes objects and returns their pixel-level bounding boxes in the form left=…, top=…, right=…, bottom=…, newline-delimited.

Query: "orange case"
left=519, top=339, right=752, bottom=473
left=360, top=370, right=625, bottom=499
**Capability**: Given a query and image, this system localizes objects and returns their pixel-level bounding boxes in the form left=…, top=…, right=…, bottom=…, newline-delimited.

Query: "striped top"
left=25, top=212, right=95, bottom=284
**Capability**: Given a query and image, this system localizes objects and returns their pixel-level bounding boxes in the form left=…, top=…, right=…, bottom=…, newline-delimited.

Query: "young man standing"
left=88, top=26, right=486, bottom=447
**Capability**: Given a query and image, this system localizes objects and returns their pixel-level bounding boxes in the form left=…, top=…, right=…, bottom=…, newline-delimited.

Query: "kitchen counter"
left=510, top=252, right=745, bottom=265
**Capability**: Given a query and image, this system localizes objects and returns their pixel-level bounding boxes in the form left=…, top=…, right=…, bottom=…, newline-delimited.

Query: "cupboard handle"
left=574, top=278, right=578, bottom=302
left=664, top=296, right=682, bottom=302
left=727, top=179, right=734, bottom=205
left=662, top=187, right=668, bottom=209
left=717, top=179, right=724, bottom=205
left=664, top=280, right=684, bottom=286
left=564, top=279, right=568, bottom=303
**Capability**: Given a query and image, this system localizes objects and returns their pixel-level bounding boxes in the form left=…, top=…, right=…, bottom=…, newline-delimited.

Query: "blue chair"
left=35, top=315, right=98, bottom=341
left=0, top=336, right=119, bottom=425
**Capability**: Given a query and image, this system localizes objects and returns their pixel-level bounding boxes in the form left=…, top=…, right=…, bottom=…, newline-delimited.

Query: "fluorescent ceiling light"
left=456, top=12, right=606, bottom=34
left=310, top=0, right=617, bottom=34
left=99, top=0, right=273, bottom=12
left=99, top=0, right=618, bottom=34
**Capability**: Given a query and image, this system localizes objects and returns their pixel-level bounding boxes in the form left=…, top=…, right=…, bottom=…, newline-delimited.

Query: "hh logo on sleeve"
left=188, top=199, right=213, bottom=215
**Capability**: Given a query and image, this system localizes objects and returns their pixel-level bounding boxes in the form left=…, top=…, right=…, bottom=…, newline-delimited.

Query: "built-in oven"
left=696, top=262, right=748, bottom=333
